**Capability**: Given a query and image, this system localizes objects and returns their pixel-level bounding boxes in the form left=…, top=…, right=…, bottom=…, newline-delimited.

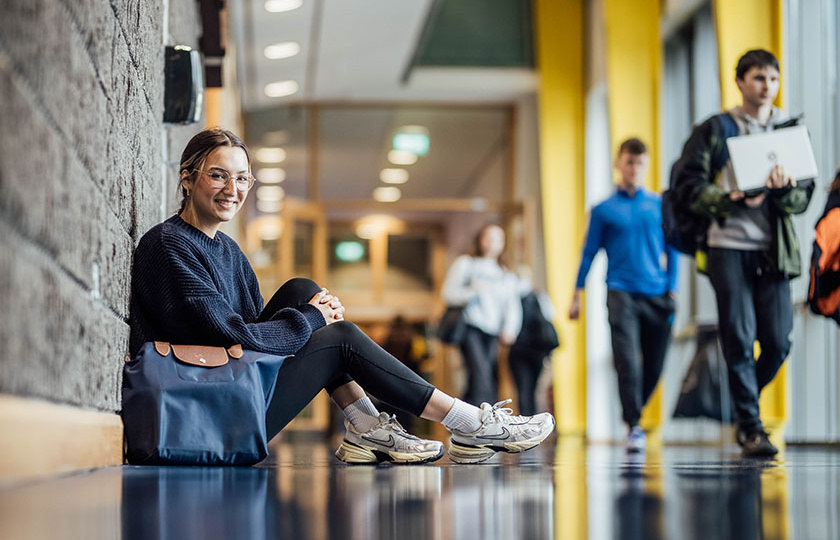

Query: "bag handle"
left=152, top=341, right=244, bottom=367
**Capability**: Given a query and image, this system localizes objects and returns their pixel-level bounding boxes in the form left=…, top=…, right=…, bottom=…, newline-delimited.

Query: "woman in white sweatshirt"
left=441, top=224, right=523, bottom=405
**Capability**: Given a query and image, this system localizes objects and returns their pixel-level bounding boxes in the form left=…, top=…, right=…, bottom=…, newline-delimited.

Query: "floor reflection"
left=1, top=442, right=839, bottom=539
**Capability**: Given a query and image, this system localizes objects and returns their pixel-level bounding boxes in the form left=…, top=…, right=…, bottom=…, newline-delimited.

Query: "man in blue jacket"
left=569, top=138, right=679, bottom=453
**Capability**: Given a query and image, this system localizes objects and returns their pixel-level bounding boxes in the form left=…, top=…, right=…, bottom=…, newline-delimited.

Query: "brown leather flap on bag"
left=152, top=341, right=245, bottom=367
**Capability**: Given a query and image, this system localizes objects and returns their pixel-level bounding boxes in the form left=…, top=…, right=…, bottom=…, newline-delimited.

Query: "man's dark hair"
left=618, top=138, right=647, bottom=156
left=735, top=49, right=779, bottom=80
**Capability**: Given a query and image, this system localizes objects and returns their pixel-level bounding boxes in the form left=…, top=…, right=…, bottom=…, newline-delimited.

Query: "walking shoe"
left=335, top=412, right=445, bottom=464
left=626, top=426, right=646, bottom=453
left=448, top=400, right=555, bottom=464
left=740, top=430, right=778, bottom=458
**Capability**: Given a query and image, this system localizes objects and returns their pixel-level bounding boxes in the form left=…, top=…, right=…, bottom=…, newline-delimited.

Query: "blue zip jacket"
left=575, top=187, right=679, bottom=296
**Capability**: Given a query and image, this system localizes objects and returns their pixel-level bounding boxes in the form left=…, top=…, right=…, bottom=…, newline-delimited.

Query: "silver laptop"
left=726, top=125, right=818, bottom=191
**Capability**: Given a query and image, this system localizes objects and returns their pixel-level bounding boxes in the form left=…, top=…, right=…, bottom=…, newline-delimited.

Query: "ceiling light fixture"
left=264, top=0, right=303, bottom=13
left=264, top=80, right=299, bottom=98
left=373, top=186, right=401, bottom=203
left=257, top=199, right=282, bottom=213
left=257, top=168, right=286, bottom=183
left=257, top=185, right=286, bottom=202
left=255, top=147, right=286, bottom=163
left=387, top=150, right=417, bottom=166
left=264, top=42, right=301, bottom=60
left=379, top=168, right=409, bottom=184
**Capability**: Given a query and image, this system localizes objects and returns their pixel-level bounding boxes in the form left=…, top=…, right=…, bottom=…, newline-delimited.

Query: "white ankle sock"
left=343, top=396, right=380, bottom=432
left=442, top=399, right=482, bottom=433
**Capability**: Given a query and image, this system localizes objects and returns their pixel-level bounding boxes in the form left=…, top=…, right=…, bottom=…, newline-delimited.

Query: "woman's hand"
left=309, top=288, right=345, bottom=324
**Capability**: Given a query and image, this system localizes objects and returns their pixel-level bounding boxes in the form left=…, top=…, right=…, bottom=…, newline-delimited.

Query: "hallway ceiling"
left=228, top=0, right=538, bottom=109
left=225, top=0, right=536, bottom=209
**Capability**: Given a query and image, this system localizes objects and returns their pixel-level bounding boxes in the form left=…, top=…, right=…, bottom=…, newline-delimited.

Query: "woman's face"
left=182, top=146, right=250, bottom=231
left=479, top=225, right=505, bottom=259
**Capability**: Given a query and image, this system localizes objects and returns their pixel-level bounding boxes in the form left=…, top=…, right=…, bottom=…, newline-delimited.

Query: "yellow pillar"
left=713, top=0, right=787, bottom=433
left=603, top=0, right=664, bottom=436
left=536, top=3, right=587, bottom=537
left=535, top=0, right=587, bottom=438
left=714, top=0, right=784, bottom=110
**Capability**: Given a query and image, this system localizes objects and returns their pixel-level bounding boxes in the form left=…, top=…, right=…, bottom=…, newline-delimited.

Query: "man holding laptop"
left=671, top=49, right=814, bottom=458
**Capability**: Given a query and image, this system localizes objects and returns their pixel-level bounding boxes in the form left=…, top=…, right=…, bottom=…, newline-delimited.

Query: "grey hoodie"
left=706, top=105, right=790, bottom=251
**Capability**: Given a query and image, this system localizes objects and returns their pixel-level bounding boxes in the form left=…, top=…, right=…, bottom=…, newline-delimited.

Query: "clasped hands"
left=729, top=164, right=796, bottom=207
left=309, top=288, right=345, bottom=324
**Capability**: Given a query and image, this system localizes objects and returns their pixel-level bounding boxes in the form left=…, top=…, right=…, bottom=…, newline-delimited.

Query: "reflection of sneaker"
left=626, top=426, right=646, bottom=453
left=741, top=430, right=778, bottom=458
left=448, top=400, right=555, bottom=464
left=335, top=412, right=445, bottom=464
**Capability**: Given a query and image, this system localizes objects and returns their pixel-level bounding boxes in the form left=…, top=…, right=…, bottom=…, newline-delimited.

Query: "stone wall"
left=0, top=0, right=202, bottom=412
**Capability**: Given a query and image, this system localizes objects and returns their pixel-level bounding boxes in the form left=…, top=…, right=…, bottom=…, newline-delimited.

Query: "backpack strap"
left=710, top=112, right=739, bottom=174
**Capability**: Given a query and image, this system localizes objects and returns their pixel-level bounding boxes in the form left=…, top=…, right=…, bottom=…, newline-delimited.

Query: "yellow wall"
left=603, top=0, right=662, bottom=191
left=713, top=0, right=787, bottom=430
left=535, top=0, right=587, bottom=437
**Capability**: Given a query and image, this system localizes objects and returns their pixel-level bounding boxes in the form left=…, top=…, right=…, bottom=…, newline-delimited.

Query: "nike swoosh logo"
left=361, top=434, right=396, bottom=448
left=475, top=427, right=511, bottom=441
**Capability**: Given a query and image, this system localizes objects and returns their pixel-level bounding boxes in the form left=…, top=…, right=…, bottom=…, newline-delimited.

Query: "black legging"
left=259, top=278, right=436, bottom=439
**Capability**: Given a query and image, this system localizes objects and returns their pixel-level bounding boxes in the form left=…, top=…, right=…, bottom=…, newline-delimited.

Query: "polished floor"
left=1, top=438, right=839, bottom=540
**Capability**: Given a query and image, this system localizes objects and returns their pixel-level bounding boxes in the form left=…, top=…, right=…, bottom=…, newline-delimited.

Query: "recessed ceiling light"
left=257, top=186, right=285, bottom=202
left=264, top=80, right=299, bottom=98
left=257, top=168, right=286, bottom=183
left=380, top=168, right=409, bottom=184
left=264, top=42, right=301, bottom=60
left=387, top=150, right=417, bottom=165
left=257, top=199, right=282, bottom=214
left=373, top=186, right=401, bottom=203
left=255, top=147, right=286, bottom=163
left=264, top=0, right=303, bottom=13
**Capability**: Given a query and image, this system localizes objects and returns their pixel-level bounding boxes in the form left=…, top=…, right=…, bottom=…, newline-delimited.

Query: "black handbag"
left=437, top=306, right=468, bottom=344
left=122, top=341, right=287, bottom=466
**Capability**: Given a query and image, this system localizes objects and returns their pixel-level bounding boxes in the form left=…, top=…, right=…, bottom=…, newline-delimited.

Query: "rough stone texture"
left=0, top=0, right=200, bottom=412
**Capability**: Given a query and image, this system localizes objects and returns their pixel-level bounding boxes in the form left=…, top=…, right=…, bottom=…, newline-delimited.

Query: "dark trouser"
left=259, top=278, right=436, bottom=439
left=507, top=345, right=547, bottom=416
left=606, top=290, right=675, bottom=427
left=706, top=248, right=793, bottom=433
left=459, top=325, right=499, bottom=406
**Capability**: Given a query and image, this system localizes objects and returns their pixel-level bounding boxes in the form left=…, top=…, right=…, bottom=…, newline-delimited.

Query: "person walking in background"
left=671, top=49, right=814, bottom=457
left=569, top=138, right=678, bottom=453
left=508, top=268, right=559, bottom=416
left=129, top=128, right=555, bottom=465
left=441, top=224, right=523, bottom=406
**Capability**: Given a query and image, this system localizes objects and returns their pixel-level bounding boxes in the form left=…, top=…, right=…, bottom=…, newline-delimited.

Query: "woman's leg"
left=265, top=321, right=437, bottom=438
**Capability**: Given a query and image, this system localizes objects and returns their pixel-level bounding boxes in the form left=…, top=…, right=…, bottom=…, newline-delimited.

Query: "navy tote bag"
left=122, top=341, right=286, bottom=466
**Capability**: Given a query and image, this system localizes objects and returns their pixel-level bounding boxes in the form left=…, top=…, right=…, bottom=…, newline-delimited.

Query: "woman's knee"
left=275, top=277, right=322, bottom=305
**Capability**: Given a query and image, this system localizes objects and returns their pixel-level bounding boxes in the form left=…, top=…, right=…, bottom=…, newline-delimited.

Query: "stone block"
left=0, top=225, right=128, bottom=411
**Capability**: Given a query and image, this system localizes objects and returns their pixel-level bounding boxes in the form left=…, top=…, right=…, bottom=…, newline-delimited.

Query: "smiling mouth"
left=215, top=199, right=237, bottom=207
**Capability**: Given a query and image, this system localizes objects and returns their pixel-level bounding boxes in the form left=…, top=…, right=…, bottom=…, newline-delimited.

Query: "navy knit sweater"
left=128, top=215, right=326, bottom=357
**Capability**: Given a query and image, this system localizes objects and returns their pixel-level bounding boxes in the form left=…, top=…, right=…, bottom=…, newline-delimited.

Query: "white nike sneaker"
left=448, top=400, right=555, bottom=464
left=335, top=412, right=445, bottom=465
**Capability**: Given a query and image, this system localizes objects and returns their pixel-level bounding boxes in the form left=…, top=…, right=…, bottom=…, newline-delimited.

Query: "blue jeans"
left=706, top=248, right=793, bottom=433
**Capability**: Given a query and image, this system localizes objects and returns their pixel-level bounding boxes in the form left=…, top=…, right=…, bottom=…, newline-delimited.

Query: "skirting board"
left=0, top=394, right=123, bottom=483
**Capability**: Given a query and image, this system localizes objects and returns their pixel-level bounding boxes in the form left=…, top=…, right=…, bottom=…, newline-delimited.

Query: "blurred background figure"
left=508, top=267, right=559, bottom=416
left=378, top=314, right=428, bottom=431
left=441, top=224, right=522, bottom=406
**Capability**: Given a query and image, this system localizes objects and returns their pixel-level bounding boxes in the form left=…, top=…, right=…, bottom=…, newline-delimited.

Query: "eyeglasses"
left=195, top=169, right=256, bottom=191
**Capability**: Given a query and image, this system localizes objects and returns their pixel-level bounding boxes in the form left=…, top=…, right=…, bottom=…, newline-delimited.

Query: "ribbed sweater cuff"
left=298, top=304, right=327, bottom=331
